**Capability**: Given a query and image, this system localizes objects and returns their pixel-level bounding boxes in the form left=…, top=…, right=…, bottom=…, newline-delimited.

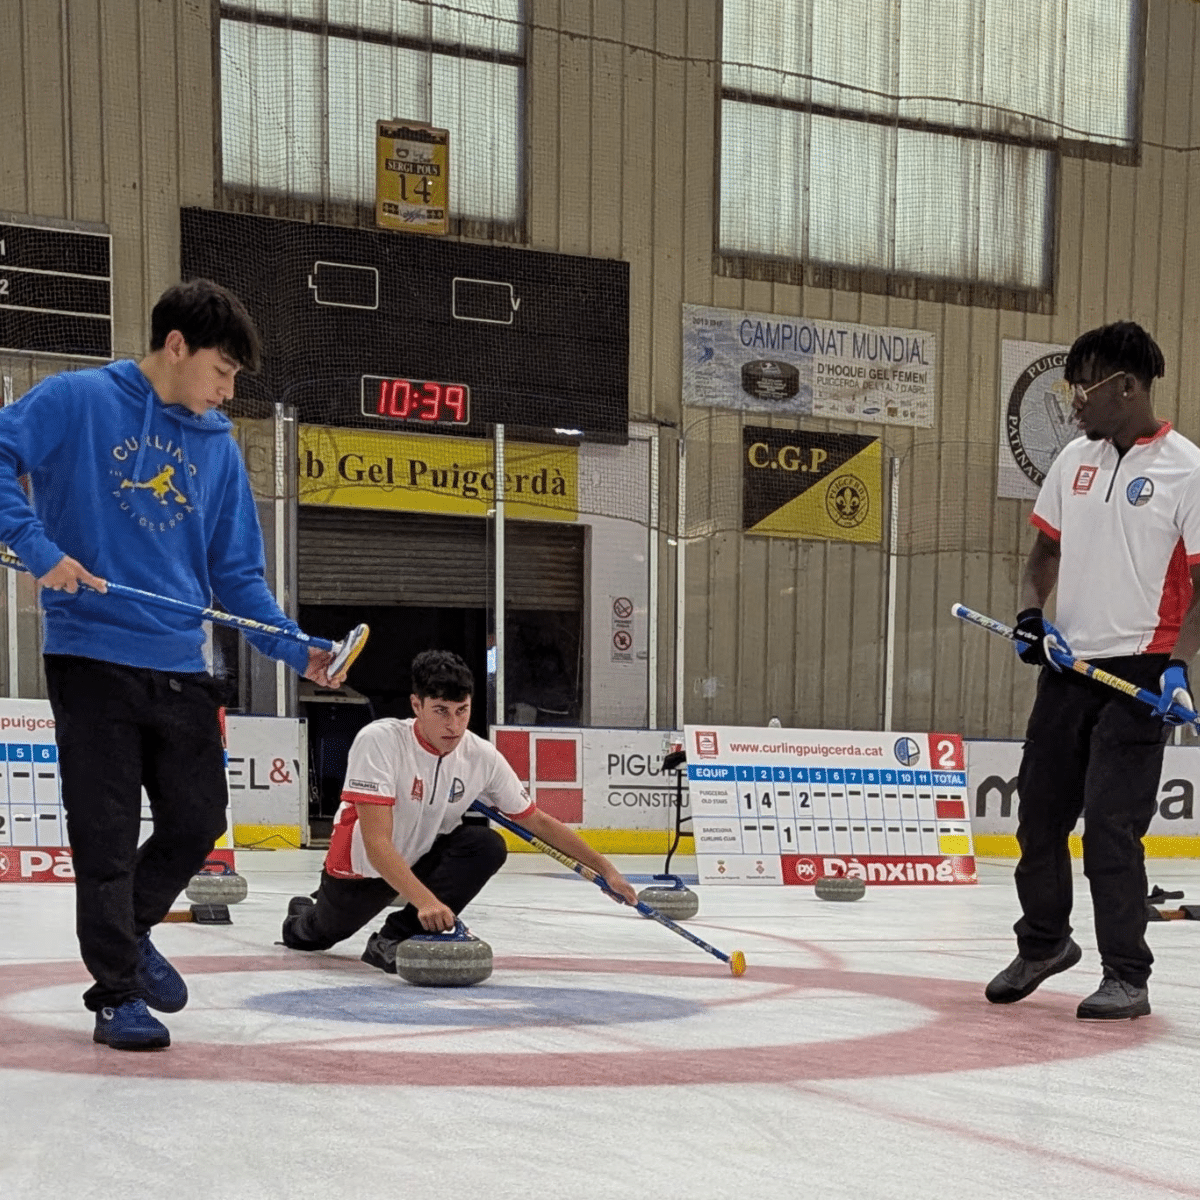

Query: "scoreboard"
left=684, top=725, right=976, bottom=886
left=181, top=208, right=630, bottom=443
left=0, top=216, right=112, bottom=359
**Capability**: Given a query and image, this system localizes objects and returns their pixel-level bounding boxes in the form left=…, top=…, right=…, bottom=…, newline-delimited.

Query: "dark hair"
left=411, top=650, right=474, bottom=702
left=1064, top=321, right=1165, bottom=388
left=150, top=279, right=262, bottom=373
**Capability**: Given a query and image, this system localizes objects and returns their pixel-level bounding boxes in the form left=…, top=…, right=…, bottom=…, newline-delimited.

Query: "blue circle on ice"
left=247, top=984, right=706, bottom=1027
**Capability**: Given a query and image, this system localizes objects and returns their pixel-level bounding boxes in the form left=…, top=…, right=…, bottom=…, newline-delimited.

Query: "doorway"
left=296, top=506, right=585, bottom=838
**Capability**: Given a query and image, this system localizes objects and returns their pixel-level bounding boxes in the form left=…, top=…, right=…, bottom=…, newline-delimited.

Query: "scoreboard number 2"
left=931, top=735, right=964, bottom=770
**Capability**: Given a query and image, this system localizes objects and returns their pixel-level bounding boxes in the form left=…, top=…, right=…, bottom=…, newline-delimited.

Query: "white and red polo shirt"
left=325, top=718, right=534, bottom=880
left=1032, top=423, right=1200, bottom=658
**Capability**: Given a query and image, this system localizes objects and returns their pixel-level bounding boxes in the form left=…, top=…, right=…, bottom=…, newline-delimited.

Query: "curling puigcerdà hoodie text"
left=0, top=359, right=308, bottom=674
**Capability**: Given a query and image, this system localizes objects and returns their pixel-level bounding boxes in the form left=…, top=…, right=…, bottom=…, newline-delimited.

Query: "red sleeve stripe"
left=1030, top=513, right=1060, bottom=540
left=506, top=799, right=537, bottom=820
left=341, top=791, right=396, bottom=807
left=1188, top=552, right=1200, bottom=566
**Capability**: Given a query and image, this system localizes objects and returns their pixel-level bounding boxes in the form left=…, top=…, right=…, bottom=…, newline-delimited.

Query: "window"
left=720, top=0, right=1141, bottom=297
left=220, top=1, right=524, bottom=229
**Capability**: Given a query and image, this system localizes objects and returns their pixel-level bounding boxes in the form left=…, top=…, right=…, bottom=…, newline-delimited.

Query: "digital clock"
left=361, top=375, right=470, bottom=425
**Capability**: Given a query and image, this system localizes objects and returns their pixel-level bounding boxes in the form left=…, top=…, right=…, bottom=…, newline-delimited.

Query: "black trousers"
left=282, top=823, right=508, bottom=951
left=44, top=654, right=228, bottom=1011
left=1014, top=654, right=1168, bottom=986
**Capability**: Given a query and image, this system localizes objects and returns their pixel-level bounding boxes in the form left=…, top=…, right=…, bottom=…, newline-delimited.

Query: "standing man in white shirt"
left=283, top=649, right=638, bottom=971
left=986, top=322, right=1200, bottom=1020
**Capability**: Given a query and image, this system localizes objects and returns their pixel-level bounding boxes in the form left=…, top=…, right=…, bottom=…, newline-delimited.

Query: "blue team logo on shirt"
left=1126, top=477, right=1154, bottom=506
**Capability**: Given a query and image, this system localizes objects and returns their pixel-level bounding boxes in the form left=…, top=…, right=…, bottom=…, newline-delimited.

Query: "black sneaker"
left=280, top=896, right=316, bottom=949
left=93, top=999, right=171, bottom=1050
left=1076, top=970, right=1151, bottom=1020
left=136, top=934, right=188, bottom=1013
left=361, top=931, right=400, bottom=975
left=985, top=938, right=1082, bottom=1003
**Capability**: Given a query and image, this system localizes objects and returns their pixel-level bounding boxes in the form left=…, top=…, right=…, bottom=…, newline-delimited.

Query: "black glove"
left=1014, top=607, right=1070, bottom=671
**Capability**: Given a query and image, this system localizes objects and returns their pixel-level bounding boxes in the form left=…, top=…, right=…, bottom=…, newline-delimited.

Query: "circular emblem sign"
left=1005, top=351, right=1073, bottom=488
left=825, top=475, right=869, bottom=528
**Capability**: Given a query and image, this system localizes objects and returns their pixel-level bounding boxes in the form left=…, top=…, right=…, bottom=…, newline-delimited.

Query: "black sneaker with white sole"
left=1076, top=970, right=1151, bottom=1020
left=985, top=937, right=1082, bottom=1003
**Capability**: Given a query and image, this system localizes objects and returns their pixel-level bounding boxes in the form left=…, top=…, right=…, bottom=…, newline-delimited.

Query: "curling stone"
left=814, top=874, right=866, bottom=902
left=185, top=860, right=249, bottom=905
left=637, top=875, right=700, bottom=921
left=394, top=920, right=493, bottom=987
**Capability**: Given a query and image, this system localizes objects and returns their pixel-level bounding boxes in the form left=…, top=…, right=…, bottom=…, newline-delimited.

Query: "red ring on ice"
left=0, top=955, right=1159, bottom=1087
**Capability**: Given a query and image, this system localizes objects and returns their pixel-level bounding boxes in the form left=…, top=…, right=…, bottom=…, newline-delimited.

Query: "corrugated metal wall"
left=0, top=0, right=215, bottom=695
left=2, top=0, right=1199, bottom=737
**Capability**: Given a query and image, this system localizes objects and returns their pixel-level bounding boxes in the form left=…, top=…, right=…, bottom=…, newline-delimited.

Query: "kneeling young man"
left=283, top=649, right=638, bottom=970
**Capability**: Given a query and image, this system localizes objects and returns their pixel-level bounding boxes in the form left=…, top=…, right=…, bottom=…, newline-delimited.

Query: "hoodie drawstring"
left=130, top=389, right=155, bottom=483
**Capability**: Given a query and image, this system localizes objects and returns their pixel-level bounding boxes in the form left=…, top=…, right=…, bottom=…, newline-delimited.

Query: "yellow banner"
left=742, top=427, right=881, bottom=543
left=299, top=426, right=578, bottom=521
left=376, top=120, right=449, bottom=236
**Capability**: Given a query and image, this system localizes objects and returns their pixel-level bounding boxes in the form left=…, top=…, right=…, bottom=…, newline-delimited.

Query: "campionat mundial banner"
left=682, top=303, right=936, bottom=428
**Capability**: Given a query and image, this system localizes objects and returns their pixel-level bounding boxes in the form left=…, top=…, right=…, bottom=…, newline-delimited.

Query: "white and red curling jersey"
left=1032, top=423, right=1200, bottom=658
left=325, top=718, right=534, bottom=880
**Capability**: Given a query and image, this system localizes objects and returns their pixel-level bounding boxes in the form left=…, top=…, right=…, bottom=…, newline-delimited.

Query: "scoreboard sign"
left=181, top=208, right=630, bottom=443
left=0, top=216, right=112, bottom=359
left=685, top=725, right=976, bottom=886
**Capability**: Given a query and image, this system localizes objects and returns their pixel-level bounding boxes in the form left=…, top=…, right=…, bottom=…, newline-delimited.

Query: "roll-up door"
left=298, top=508, right=584, bottom=610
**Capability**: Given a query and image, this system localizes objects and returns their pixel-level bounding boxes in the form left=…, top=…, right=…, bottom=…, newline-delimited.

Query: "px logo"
left=792, top=858, right=818, bottom=882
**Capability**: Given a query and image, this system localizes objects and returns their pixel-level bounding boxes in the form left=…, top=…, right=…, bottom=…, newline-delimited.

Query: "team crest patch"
left=1126, top=477, right=1154, bottom=506
left=825, top=474, right=869, bottom=528
left=410, top=777, right=424, bottom=802
left=1072, top=465, right=1098, bottom=495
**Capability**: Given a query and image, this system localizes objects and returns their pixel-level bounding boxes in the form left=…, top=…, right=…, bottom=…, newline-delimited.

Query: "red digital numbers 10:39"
left=361, top=375, right=470, bottom=425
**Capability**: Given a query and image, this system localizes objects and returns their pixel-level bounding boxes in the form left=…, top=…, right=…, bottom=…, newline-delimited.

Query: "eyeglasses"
left=1050, top=370, right=1126, bottom=408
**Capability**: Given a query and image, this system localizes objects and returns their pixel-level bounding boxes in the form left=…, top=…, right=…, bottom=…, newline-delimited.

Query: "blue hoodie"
left=0, top=359, right=308, bottom=674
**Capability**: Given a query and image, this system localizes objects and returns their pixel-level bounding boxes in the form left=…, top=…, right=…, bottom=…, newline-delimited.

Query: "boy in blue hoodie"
left=0, top=279, right=345, bottom=1050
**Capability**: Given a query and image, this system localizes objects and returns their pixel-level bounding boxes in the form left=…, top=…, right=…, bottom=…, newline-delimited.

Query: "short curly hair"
left=1064, top=321, right=1165, bottom=388
left=411, top=650, right=474, bottom=701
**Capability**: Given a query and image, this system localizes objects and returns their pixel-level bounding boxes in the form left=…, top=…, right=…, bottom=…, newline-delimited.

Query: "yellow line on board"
left=232, top=824, right=303, bottom=850
left=497, top=829, right=695, bottom=855
left=973, top=834, right=1200, bottom=859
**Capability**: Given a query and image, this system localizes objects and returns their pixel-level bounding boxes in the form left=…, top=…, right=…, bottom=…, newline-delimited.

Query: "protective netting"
left=676, top=408, right=1047, bottom=738
left=181, top=206, right=629, bottom=449
left=0, top=220, right=112, bottom=360
left=219, top=0, right=524, bottom=236
left=718, top=0, right=1139, bottom=300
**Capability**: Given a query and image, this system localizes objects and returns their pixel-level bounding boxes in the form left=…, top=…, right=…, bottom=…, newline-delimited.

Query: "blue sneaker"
left=93, top=999, right=170, bottom=1050
left=137, top=934, right=188, bottom=1013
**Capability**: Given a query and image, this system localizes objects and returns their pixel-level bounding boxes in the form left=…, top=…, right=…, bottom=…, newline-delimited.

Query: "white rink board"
left=0, top=698, right=303, bottom=859
left=969, top=738, right=1200, bottom=840
left=684, top=725, right=977, bottom=886
left=492, top=726, right=686, bottom=830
